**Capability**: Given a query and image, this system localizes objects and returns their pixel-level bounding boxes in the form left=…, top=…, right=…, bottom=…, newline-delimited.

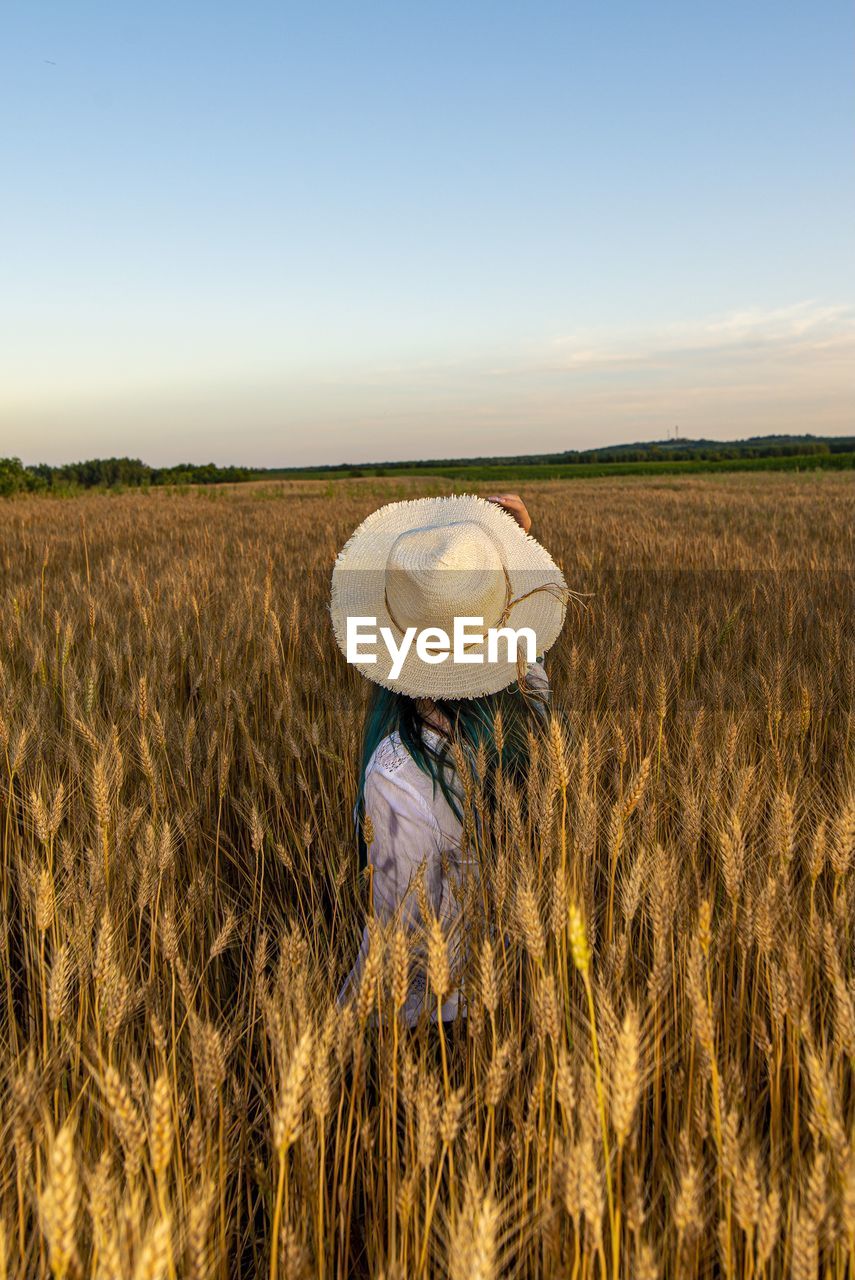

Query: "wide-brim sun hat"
left=330, top=494, right=568, bottom=699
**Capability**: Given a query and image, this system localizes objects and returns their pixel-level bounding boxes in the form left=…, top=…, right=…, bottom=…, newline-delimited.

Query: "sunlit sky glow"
left=2, top=1, right=853, bottom=466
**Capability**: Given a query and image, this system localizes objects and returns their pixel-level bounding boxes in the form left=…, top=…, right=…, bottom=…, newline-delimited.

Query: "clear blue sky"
left=2, top=0, right=853, bottom=466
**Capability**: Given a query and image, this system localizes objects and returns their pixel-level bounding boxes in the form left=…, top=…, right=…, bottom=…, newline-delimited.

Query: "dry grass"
left=0, top=471, right=853, bottom=1278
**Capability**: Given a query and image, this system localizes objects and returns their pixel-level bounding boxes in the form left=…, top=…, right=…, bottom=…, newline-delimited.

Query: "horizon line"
left=11, top=429, right=855, bottom=473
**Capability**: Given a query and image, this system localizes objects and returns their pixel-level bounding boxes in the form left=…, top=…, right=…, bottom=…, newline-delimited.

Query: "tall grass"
left=0, top=473, right=852, bottom=1277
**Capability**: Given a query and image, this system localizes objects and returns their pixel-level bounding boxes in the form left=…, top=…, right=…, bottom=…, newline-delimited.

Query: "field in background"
left=0, top=473, right=853, bottom=1278
left=268, top=451, right=855, bottom=482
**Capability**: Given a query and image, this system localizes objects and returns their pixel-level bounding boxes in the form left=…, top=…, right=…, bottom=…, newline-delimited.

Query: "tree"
left=0, top=457, right=43, bottom=495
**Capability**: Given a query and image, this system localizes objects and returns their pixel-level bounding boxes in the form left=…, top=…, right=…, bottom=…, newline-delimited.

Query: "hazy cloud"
left=2, top=300, right=852, bottom=467
left=539, top=301, right=855, bottom=375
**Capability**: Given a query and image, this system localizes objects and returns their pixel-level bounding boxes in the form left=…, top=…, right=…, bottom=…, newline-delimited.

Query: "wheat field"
left=0, top=472, right=853, bottom=1279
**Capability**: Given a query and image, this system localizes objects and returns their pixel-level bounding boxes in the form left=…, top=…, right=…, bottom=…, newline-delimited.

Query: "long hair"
left=355, top=669, right=550, bottom=871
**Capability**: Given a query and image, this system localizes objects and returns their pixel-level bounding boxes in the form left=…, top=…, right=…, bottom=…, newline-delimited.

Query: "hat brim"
left=330, top=494, right=567, bottom=699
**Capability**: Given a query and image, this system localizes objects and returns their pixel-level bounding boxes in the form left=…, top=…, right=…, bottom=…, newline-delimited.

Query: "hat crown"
left=385, top=521, right=506, bottom=634
left=330, top=493, right=567, bottom=698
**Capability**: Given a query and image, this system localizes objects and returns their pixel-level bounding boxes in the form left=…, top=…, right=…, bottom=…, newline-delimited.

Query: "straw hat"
left=330, top=494, right=567, bottom=699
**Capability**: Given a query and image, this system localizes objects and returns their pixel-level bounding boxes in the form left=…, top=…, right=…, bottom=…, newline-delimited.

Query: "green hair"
left=355, top=671, right=550, bottom=872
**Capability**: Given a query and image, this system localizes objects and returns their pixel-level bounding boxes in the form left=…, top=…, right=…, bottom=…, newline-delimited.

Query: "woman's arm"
left=485, top=493, right=532, bottom=533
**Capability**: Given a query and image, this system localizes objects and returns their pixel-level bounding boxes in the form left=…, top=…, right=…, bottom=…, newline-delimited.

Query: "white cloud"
left=539, top=300, right=855, bottom=375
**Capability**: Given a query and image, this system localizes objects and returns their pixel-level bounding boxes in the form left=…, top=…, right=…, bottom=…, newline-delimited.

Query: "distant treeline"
left=0, top=455, right=256, bottom=496
left=2, top=434, right=854, bottom=495
left=281, top=435, right=854, bottom=475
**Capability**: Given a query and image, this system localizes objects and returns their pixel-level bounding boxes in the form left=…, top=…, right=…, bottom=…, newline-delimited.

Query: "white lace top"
left=338, top=662, right=549, bottom=1027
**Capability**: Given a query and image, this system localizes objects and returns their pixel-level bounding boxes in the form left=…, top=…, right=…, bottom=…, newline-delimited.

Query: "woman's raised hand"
left=486, top=493, right=532, bottom=534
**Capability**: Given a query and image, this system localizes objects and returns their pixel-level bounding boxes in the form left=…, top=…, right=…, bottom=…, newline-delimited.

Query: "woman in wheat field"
left=330, top=492, right=568, bottom=1034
